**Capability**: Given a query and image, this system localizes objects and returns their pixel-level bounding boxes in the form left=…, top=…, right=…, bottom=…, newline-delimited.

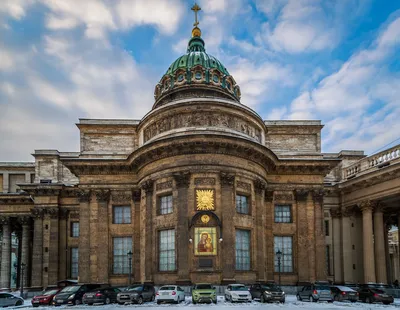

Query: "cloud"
left=287, top=14, right=400, bottom=153
left=0, top=0, right=34, bottom=20
left=41, top=0, right=184, bottom=40
left=0, top=49, right=14, bottom=71
left=257, top=0, right=365, bottom=53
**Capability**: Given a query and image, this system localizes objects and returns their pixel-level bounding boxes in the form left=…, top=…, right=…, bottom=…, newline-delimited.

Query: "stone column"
left=220, top=173, right=235, bottom=283
left=295, top=190, right=310, bottom=282
left=0, top=217, right=11, bottom=288
left=265, top=190, right=274, bottom=281
left=19, top=216, right=31, bottom=288
left=31, top=208, right=44, bottom=287
left=341, top=208, right=354, bottom=283
left=306, top=192, right=316, bottom=282
left=313, top=190, right=326, bottom=281
left=373, top=203, right=387, bottom=284
left=2, top=172, right=9, bottom=193
left=47, top=208, right=59, bottom=286
left=360, top=201, right=376, bottom=283
left=141, top=180, right=154, bottom=283
left=78, top=190, right=91, bottom=283
left=174, top=173, right=191, bottom=284
left=330, top=208, right=343, bottom=284
left=254, top=179, right=266, bottom=282
left=132, top=190, right=141, bottom=283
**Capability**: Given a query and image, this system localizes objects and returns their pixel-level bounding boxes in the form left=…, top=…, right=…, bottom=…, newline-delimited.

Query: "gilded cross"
left=191, top=3, right=201, bottom=27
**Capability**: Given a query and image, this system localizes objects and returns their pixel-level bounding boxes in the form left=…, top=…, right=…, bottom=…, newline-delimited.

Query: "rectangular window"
left=70, top=248, right=79, bottom=279
left=235, top=229, right=251, bottom=270
left=274, top=205, right=292, bottom=223
left=113, top=206, right=131, bottom=224
left=159, top=229, right=176, bottom=271
left=325, top=220, right=329, bottom=236
left=159, top=195, right=173, bottom=215
left=113, top=237, right=132, bottom=274
left=274, top=236, right=293, bottom=273
left=71, top=222, right=79, bottom=237
left=236, top=195, right=249, bottom=214
left=326, top=246, right=331, bottom=275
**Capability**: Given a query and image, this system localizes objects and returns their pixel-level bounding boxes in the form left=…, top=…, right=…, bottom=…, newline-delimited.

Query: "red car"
left=32, top=288, right=62, bottom=307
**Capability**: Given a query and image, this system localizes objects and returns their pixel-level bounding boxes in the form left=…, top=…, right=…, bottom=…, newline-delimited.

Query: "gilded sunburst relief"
left=196, top=189, right=215, bottom=210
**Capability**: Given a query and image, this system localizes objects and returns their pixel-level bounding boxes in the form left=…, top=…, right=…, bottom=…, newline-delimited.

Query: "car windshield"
left=160, top=286, right=176, bottom=291
left=127, top=286, right=142, bottom=291
left=43, top=290, right=59, bottom=296
left=231, top=286, right=248, bottom=291
left=371, top=289, right=385, bottom=294
left=262, top=284, right=278, bottom=290
left=60, top=286, right=80, bottom=293
left=196, top=284, right=212, bottom=290
left=316, top=285, right=330, bottom=291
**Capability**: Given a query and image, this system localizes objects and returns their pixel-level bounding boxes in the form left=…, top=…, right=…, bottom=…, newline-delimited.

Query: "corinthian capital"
left=140, top=180, right=154, bottom=194
left=94, top=190, right=111, bottom=203
left=254, top=178, right=266, bottom=194
left=359, top=200, right=374, bottom=212
left=173, top=172, right=191, bottom=188
left=220, top=172, right=235, bottom=187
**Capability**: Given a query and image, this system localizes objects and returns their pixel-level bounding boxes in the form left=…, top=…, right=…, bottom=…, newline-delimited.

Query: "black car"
left=330, top=286, right=358, bottom=302
left=358, top=288, right=394, bottom=305
left=117, top=284, right=156, bottom=305
left=53, top=284, right=105, bottom=306
left=83, top=287, right=121, bottom=305
left=249, top=283, right=285, bottom=303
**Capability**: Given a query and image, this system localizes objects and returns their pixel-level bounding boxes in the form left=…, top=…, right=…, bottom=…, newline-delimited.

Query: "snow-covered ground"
left=17, top=295, right=400, bottom=310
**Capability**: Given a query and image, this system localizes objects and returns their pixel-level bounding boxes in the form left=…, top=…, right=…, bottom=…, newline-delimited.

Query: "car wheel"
left=75, top=299, right=81, bottom=305
left=309, top=296, right=314, bottom=302
left=105, top=298, right=111, bottom=305
left=32, top=305, right=39, bottom=308
left=213, top=299, right=217, bottom=304
left=151, top=294, right=155, bottom=302
left=334, top=295, right=339, bottom=301
left=138, top=296, right=143, bottom=304
left=260, top=295, right=265, bottom=303
left=366, top=297, right=371, bottom=304
left=118, top=302, right=124, bottom=305
left=15, top=300, right=23, bottom=306
left=383, top=302, right=391, bottom=305
left=297, top=294, right=302, bottom=301
left=157, top=301, right=161, bottom=305
left=193, top=300, right=197, bottom=304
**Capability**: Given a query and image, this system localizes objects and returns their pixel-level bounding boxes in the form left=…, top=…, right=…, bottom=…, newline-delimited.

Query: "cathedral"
left=1, top=5, right=400, bottom=291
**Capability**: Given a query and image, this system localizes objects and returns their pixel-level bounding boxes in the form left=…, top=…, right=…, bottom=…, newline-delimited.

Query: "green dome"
left=165, top=37, right=230, bottom=76
left=154, top=31, right=241, bottom=104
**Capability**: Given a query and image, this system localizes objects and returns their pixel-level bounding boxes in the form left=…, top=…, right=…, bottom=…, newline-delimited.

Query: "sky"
left=1, top=0, right=400, bottom=162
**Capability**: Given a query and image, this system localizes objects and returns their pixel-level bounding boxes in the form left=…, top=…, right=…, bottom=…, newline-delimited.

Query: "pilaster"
left=58, top=209, right=68, bottom=281
left=330, top=208, right=343, bottom=284
left=173, top=173, right=191, bottom=284
left=47, top=208, right=60, bottom=286
left=220, top=172, right=235, bottom=282
left=373, top=202, right=387, bottom=284
left=295, top=189, right=310, bottom=282
left=31, top=208, right=44, bottom=287
left=313, top=190, right=326, bottom=281
left=254, top=178, right=266, bottom=282
left=78, top=190, right=91, bottom=283
left=141, top=180, right=154, bottom=283
left=132, top=190, right=141, bottom=283
left=265, top=190, right=274, bottom=281
left=18, top=216, right=31, bottom=288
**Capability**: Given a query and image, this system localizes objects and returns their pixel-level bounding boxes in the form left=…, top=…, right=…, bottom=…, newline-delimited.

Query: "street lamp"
left=276, top=250, right=282, bottom=288
left=127, top=251, right=133, bottom=285
left=20, top=263, right=26, bottom=299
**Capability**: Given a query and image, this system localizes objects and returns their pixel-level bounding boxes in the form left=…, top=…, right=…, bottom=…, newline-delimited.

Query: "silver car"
left=117, top=284, right=155, bottom=305
left=297, top=283, right=333, bottom=302
left=0, top=293, right=24, bottom=307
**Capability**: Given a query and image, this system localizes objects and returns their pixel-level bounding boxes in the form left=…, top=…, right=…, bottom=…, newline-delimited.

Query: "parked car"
left=53, top=284, right=104, bottom=306
left=83, top=287, right=120, bottom=305
left=297, top=282, right=333, bottom=302
left=330, top=286, right=358, bottom=302
left=249, top=283, right=285, bottom=303
left=0, top=293, right=24, bottom=307
left=117, top=284, right=155, bottom=305
left=191, top=283, right=217, bottom=304
left=156, top=285, right=185, bottom=304
left=32, top=288, right=62, bottom=307
left=225, top=284, right=252, bottom=302
left=358, top=288, right=394, bottom=305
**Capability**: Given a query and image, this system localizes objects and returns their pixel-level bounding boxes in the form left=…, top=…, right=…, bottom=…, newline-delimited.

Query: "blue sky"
left=1, top=0, right=400, bottom=161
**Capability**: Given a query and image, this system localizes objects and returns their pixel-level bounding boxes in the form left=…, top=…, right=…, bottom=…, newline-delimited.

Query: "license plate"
left=57, top=300, right=63, bottom=303
left=33, top=301, right=39, bottom=303
left=381, top=294, right=388, bottom=297
left=161, top=292, right=169, bottom=296
left=86, top=294, right=94, bottom=298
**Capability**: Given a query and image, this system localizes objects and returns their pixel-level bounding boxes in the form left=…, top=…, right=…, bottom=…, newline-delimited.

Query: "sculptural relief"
left=143, top=111, right=262, bottom=143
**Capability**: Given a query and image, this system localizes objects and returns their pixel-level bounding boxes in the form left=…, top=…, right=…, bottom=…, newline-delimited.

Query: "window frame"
left=325, top=220, right=329, bottom=236
left=158, top=228, right=176, bottom=272
left=157, top=194, right=173, bottom=215
left=235, top=194, right=250, bottom=215
left=274, top=235, right=293, bottom=273
left=274, top=204, right=292, bottom=223
left=70, top=222, right=79, bottom=237
left=112, top=205, right=131, bottom=224
left=235, top=229, right=251, bottom=271
left=70, top=247, right=79, bottom=279
left=112, top=236, right=133, bottom=275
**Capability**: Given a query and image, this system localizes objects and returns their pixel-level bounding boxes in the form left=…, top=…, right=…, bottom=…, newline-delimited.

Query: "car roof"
left=230, top=284, right=246, bottom=286
left=333, top=286, right=356, bottom=291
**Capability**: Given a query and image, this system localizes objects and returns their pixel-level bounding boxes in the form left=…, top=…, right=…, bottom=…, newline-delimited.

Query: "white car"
left=225, top=284, right=252, bottom=302
left=156, top=285, right=185, bottom=304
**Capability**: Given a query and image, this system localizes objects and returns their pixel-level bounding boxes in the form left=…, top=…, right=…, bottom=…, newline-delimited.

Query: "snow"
left=20, top=295, right=400, bottom=309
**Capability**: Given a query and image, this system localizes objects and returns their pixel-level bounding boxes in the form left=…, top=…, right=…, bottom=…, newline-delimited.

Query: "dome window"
left=195, top=71, right=202, bottom=80
left=213, top=74, right=219, bottom=83
left=178, top=74, right=185, bottom=82
left=226, top=82, right=231, bottom=90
